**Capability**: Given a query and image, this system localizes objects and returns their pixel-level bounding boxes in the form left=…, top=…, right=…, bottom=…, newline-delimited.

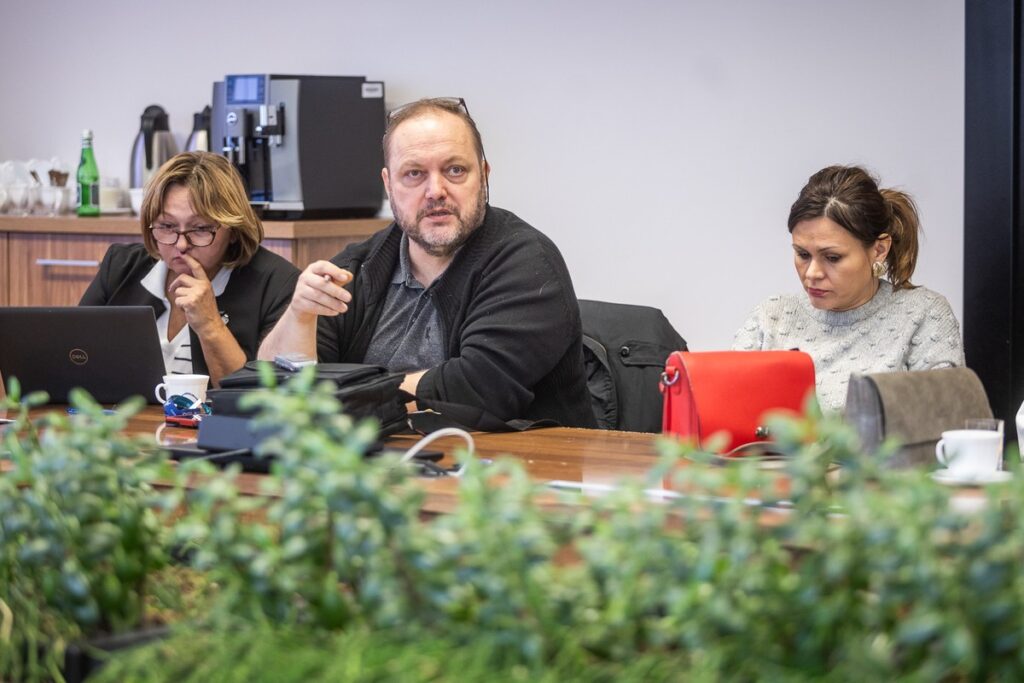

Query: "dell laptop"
left=0, top=306, right=166, bottom=404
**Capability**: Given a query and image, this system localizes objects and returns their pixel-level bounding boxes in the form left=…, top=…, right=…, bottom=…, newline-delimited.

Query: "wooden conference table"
left=21, top=406, right=667, bottom=516
left=12, top=406, right=990, bottom=517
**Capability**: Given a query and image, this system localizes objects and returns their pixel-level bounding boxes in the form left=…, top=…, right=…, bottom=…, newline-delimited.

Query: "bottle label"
left=77, top=184, right=100, bottom=210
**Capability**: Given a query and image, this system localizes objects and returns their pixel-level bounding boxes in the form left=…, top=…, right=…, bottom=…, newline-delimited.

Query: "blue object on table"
left=163, top=393, right=212, bottom=417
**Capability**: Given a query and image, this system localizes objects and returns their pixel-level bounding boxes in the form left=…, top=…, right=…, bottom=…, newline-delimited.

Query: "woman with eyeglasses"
left=80, top=152, right=299, bottom=387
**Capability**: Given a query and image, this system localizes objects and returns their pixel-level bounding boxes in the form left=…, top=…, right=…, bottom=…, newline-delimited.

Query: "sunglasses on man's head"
left=386, top=96, right=488, bottom=196
left=387, top=97, right=470, bottom=122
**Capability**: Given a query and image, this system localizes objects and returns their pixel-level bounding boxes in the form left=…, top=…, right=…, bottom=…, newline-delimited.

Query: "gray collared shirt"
left=362, top=235, right=447, bottom=373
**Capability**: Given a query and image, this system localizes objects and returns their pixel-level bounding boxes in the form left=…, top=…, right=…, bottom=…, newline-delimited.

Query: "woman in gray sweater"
left=733, top=165, right=964, bottom=412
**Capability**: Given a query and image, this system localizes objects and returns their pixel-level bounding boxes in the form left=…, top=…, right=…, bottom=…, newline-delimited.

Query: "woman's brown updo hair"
left=787, top=165, right=920, bottom=290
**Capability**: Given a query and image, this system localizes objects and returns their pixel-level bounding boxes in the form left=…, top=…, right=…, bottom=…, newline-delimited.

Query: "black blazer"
left=79, top=243, right=299, bottom=376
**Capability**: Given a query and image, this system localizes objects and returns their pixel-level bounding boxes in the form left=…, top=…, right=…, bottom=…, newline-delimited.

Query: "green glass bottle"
left=77, top=129, right=100, bottom=217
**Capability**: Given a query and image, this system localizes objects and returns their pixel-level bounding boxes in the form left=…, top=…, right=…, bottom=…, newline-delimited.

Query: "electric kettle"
left=129, top=105, right=177, bottom=189
left=185, top=106, right=211, bottom=153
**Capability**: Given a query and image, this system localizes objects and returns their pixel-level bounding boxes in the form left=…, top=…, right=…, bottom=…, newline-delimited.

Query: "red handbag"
left=660, top=350, right=816, bottom=455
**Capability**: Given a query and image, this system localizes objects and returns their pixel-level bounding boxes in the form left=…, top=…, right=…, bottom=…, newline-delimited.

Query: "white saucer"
left=930, top=469, right=1012, bottom=486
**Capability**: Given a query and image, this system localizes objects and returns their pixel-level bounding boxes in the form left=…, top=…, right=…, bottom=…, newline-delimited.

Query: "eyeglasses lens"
left=150, top=226, right=217, bottom=247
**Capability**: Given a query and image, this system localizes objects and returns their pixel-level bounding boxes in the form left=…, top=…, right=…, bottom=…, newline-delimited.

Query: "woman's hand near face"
left=168, top=252, right=246, bottom=387
left=168, top=253, right=223, bottom=335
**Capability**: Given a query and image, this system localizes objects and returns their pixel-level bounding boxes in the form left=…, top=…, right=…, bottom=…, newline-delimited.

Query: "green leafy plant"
left=92, top=371, right=1024, bottom=681
left=0, top=379, right=180, bottom=682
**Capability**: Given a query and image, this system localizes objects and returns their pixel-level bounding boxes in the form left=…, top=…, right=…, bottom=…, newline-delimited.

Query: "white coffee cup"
left=128, top=187, right=145, bottom=215
left=99, top=184, right=124, bottom=212
left=935, top=429, right=1002, bottom=478
left=154, top=374, right=209, bottom=406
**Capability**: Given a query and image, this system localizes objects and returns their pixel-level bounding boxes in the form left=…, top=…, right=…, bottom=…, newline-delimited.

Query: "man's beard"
left=392, top=183, right=488, bottom=258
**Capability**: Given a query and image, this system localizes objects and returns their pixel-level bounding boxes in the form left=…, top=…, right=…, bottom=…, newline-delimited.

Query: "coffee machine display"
left=211, top=74, right=385, bottom=219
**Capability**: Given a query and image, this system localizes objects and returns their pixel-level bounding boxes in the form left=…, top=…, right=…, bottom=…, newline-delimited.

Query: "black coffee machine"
left=211, top=74, right=385, bottom=219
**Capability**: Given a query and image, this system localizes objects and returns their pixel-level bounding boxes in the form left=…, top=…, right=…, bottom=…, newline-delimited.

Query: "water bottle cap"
left=81, top=129, right=94, bottom=140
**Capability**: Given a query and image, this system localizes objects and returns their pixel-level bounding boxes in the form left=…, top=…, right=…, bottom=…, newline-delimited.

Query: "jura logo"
left=69, top=348, right=88, bottom=365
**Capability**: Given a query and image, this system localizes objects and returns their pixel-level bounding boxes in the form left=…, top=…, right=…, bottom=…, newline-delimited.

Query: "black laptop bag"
left=208, top=360, right=556, bottom=438
left=207, top=362, right=410, bottom=437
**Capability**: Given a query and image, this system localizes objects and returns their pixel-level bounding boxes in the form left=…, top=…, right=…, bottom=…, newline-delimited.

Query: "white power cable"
left=399, top=427, right=476, bottom=476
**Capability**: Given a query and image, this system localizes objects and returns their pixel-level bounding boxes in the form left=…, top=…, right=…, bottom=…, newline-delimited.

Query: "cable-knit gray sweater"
left=732, top=280, right=964, bottom=412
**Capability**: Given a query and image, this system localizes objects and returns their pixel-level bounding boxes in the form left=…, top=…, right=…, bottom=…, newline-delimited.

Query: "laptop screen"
left=0, top=306, right=166, bottom=404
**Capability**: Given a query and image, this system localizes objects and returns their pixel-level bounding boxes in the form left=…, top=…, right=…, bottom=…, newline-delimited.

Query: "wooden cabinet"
left=0, top=215, right=390, bottom=306
left=8, top=232, right=143, bottom=306
left=0, top=232, right=8, bottom=306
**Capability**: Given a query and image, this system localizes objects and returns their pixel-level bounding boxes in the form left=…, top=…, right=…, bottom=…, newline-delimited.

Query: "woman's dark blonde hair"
left=140, top=151, right=263, bottom=268
left=787, top=165, right=920, bottom=290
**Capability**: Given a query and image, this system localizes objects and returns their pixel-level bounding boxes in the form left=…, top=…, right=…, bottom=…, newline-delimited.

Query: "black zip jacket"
left=317, top=206, right=596, bottom=428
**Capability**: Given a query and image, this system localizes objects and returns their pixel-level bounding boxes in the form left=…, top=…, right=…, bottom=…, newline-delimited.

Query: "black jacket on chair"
left=579, top=299, right=687, bottom=433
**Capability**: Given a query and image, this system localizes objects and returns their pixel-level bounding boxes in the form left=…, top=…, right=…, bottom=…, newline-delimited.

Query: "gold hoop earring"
left=872, top=261, right=885, bottom=278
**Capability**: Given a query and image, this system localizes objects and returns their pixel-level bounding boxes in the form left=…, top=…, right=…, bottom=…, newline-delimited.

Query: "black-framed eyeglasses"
left=148, top=223, right=220, bottom=247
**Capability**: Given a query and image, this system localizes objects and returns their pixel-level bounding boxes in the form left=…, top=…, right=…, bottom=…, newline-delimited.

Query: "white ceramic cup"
left=965, top=418, right=1005, bottom=469
left=154, top=374, right=209, bottom=406
left=935, top=429, right=1003, bottom=477
left=128, top=187, right=145, bottom=215
left=99, top=185, right=124, bottom=212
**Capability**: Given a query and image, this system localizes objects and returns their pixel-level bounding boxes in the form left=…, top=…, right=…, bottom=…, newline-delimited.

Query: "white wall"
left=0, top=0, right=964, bottom=350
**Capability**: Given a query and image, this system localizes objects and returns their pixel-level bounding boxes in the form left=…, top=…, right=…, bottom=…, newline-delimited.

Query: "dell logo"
left=69, top=348, right=88, bottom=365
